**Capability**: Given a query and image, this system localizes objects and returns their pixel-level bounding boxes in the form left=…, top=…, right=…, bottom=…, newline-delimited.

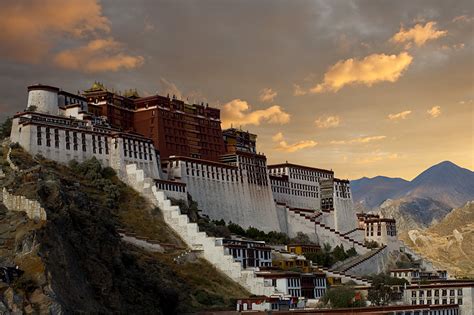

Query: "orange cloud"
left=259, top=88, right=277, bottom=102
left=330, top=135, right=386, bottom=145
left=315, top=115, right=341, bottom=128
left=221, top=99, right=290, bottom=128
left=356, top=152, right=400, bottom=164
left=310, top=52, right=413, bottom=93
left=293, top=84, right=307, bottom=96
left=427, top=106, right=441, bottom=118
left=391, top=22, right=447, bottom=47
left=0, top=0, right=110, bottom=63
left=54, top=38, right=144, bottom=73
left=388, top=110, right=412, bottom=120
left=272, top=132, right=317, bottom=153
left=452, top=15, right=473, bottom=23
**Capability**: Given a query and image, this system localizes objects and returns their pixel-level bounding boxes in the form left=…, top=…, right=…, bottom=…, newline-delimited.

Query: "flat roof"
left=268, top=162, right=334, bottom=174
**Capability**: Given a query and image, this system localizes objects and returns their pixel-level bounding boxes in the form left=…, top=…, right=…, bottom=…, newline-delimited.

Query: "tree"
left=321, top=286, right=366, bottom=308
left=0, top=117, right=12, bottom=140
left=367, top=274, right=408, bottom=306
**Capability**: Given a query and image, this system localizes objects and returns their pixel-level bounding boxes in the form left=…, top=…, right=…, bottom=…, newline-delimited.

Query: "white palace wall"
left=10, top=113, right=160, bottom=179
left=167, top=159, right=281, bottom=232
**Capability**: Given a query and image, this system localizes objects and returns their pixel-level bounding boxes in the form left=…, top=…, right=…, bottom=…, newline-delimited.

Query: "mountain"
left=401, top=201, right=474, bottom=277
left=351, top=161, right=474, bottom=210
left=350, top=176, right=409, bottom=209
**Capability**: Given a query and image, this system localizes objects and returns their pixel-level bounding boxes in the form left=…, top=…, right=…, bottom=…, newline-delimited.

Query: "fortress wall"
left=170, top=160, right=281, bottom=232
left=345, top=246, right=389, bottom=276
left=2, top=188, right=47, bottom=221
left=333, top=197, right=358, bottom=234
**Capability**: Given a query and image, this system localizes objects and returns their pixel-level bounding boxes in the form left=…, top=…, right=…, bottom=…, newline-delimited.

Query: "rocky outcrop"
left=401, top=202, right=474, bottom=277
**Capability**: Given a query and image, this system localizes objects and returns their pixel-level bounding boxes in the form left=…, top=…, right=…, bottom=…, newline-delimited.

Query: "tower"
left=27, top=84, right=59, bottom=114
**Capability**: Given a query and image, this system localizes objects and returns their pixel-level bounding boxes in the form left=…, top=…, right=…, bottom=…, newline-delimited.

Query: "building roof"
left=268, top=162, right=334, bottom=174
left=27, top=84, right=60, bottom=93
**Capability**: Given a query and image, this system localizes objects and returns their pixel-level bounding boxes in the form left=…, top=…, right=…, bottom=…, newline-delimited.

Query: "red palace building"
left=83, top=82, right=226, bottom=161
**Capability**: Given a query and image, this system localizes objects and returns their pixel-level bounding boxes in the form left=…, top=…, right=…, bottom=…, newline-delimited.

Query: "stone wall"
left=167, top=159, right=281, bottom=232
left=2, top=188, right=47, bottom=221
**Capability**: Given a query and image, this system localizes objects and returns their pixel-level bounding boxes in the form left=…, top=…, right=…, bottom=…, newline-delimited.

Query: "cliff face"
left=0, top=145, right=248, bottom=313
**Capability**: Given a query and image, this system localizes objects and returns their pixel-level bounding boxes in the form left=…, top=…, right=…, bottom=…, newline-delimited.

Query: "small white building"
left=216, top=238, right=272, bottom=269
left=403, top=281, right=474, bottom=315
left=256, top=270, right=302, bottom=298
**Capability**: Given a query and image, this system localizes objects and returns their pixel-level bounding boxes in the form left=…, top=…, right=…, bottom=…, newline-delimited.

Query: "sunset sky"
left=0, top=0, right=472, bottom=180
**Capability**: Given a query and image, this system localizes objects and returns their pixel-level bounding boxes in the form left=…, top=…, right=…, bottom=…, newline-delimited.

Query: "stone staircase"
left=123, top=164, right=276, bottom=296
left=316, top=266, right=372, bottom=286
left=288, top=207, right=370, bottom=254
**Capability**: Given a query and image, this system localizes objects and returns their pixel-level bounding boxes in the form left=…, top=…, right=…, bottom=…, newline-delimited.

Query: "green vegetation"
left=173, top=197, right=315, bottom=245
left=364, top=240, right=380, bottom=249
left=320, top=285, right=366, bottom=308
left=304, top=243, right=358, bottom=267
left=0, top=117, right=12, bottom=140
left=367, top=274, right=408, bottom=306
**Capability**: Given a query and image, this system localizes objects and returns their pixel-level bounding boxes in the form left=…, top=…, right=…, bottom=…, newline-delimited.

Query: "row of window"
left=155, top=181, right=185, bottom=193
left=123, top=139, right=153, bottom=161
left=412, top=289, right=463, bottom=298
left=411, top=298, right=463, bottom=306
left=36, top=126, right=109, bottom=155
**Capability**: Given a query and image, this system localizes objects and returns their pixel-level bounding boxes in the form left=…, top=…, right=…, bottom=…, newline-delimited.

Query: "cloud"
left=293, top=84, right=307, bottom=96
left=272, top=132, right=317, bottom=153
left=330, top=135, right=386, bottom=145
left=54, top=38, right=144, bottom=73
left=221, top=99, right=290, bottom=128
left=356, top=152, right=400, bottom=164
left=452, top=15, right=473, bottom=23
left=315, top=115, right=341, bottom=128
left=0, top=0, right=110, bottom=63
left=427, top=105, right=441, bottom=118
left=388, top=110, right=412, bottom=120
left=259, top=88, right=277, bottom=102
left=390, top=22, right=447, bottom=47
left=159, top=78, right=184, bottom=100
left=310, top=52, right=413, bottom=93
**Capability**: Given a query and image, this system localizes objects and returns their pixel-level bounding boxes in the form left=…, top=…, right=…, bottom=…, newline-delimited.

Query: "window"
left=457, top=298, right=463, bottom=305
left=450, top=290, right=455, bottom=296
left=457, top=289, right=462, bottom=296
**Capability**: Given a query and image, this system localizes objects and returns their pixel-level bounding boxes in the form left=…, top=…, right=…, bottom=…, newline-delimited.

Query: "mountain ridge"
left=351, top=161, right=474, bottom=210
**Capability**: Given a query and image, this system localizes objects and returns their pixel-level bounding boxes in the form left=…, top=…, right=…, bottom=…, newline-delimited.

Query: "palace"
left=11, top=83, right=469, bottom=313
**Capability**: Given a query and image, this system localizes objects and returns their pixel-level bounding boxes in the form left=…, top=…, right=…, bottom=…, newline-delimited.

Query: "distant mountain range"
left=351, top=161, right=474, bottom=230
left=351, top=161, right=474, bottom=210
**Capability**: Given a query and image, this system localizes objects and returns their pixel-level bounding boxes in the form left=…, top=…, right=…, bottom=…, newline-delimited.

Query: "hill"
left=401, top=202, right=474, bottom=277
left=0, top=144, right=248, bottom=313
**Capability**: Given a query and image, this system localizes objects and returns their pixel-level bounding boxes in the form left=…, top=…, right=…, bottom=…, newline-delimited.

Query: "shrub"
left=321, top=286, right=366, bottom=308
left=0, top=117, right=12, bottom=140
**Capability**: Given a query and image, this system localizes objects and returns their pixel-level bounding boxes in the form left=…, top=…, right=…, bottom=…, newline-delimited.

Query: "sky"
left=0, top=0, right=472, bottom=180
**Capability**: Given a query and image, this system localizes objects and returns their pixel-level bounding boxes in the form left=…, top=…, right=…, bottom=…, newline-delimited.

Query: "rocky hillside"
left=351, top=161, right=474, bottom=232
left=378, top=197, right=451, bottom=231
left=0, top=143, right=248, bottom=313
left=401, top=202, right=474, bottom=277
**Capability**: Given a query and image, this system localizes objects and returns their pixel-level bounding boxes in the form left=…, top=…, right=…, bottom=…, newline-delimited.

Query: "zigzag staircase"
left=123, top=164, right=276, bottom=296
left=332, top=245, right=387, bottom=273
left=287, top=207, right=370, bottom=253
